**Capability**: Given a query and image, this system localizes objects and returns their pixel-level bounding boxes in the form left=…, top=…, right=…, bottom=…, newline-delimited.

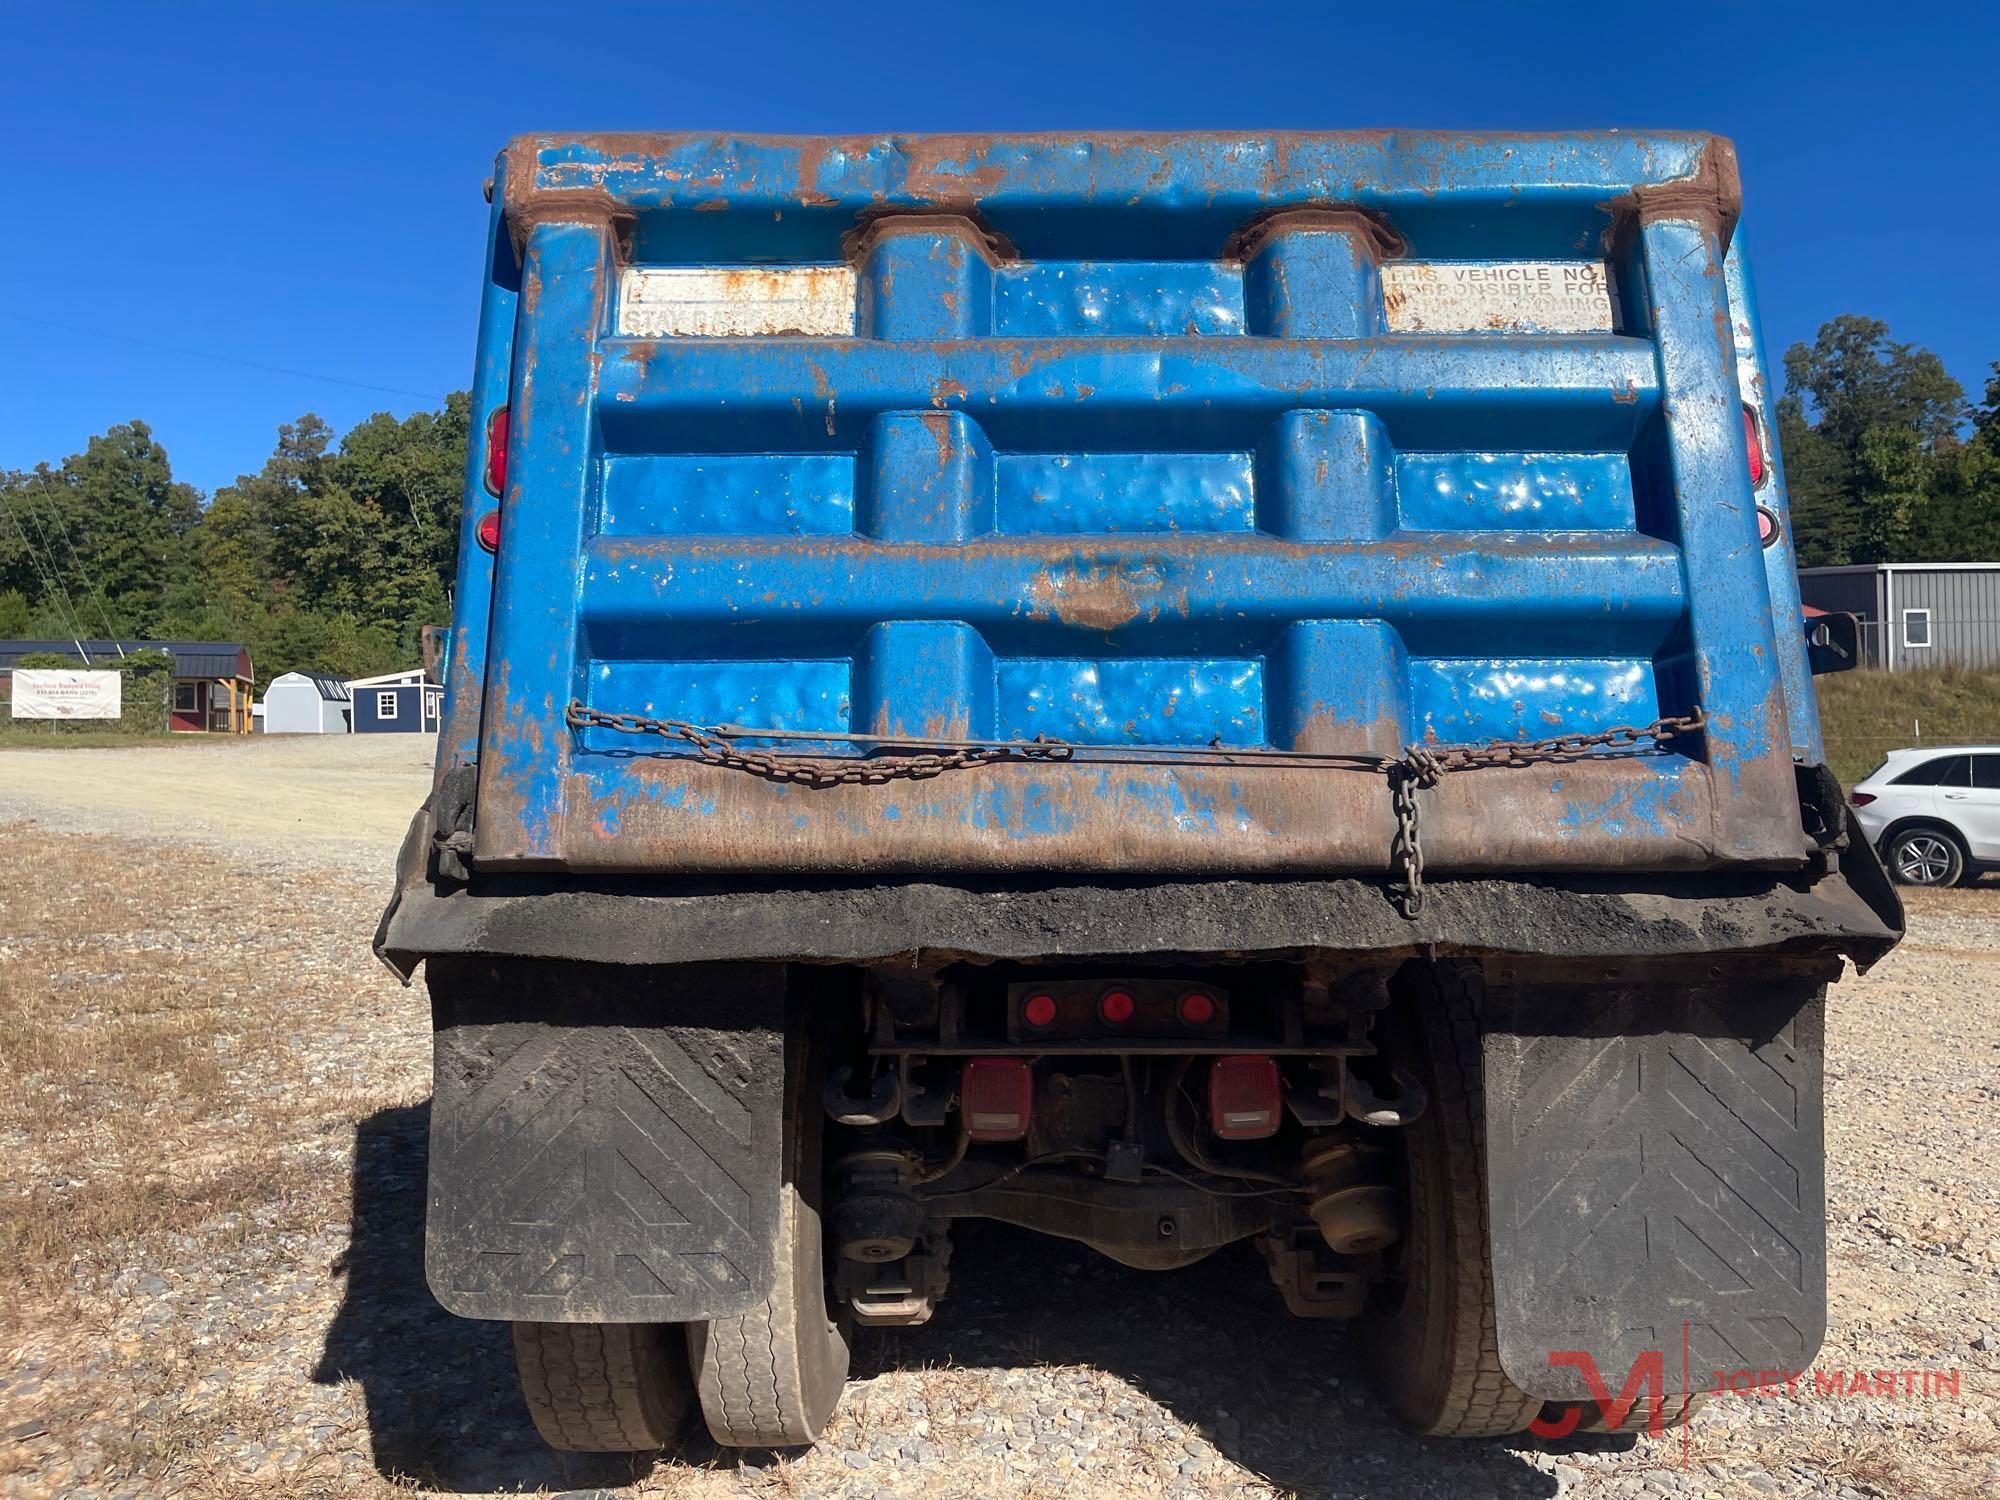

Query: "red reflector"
left=1022, top=993, right=1058, bottom=1028
left=961, top=1059, right=1032, bottom=1141
left=1849, top=792, right=1876, bottom=808
left=1743, top=405, right=1765, bottom=487
left=476, top=509, right=501, bottom=552
left=484, top=405, right=509, bottom=497
left=1208, top=1055, right=1282, bottom=1141
left=1757, top=507, right=1778, bottom=546
left=1098, top=989, right=1135, bottom=1025
left=1178, top=991, right=1216, bottom=1026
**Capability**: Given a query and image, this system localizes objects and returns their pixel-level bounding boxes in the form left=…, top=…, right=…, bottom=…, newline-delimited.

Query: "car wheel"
left=1887, top=826, right=1964, bottom=886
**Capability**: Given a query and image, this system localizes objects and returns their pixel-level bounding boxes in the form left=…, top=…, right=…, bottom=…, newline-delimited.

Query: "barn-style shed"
left=261, top=672, right=352, bottom=734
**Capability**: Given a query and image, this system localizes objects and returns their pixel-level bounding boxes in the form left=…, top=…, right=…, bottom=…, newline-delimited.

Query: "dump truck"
left=376, top=131, right=1903, bottom=1451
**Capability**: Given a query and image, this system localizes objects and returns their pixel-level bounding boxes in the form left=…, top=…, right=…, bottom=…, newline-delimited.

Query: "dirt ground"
left=0, top=737, right=1996, bottom=1499
left=0, top=736, right=433, bottom=870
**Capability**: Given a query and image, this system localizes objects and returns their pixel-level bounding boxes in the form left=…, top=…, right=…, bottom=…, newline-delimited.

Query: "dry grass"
left=0, top=727, right=196, bottom=750
left=0, top=821, right=424, bottom=1495
left=0, top=828, right=302, bottom=1311
left=1816, top=664, right=2000, bottom=785
left=3, top=812, right=1995, bottom=1498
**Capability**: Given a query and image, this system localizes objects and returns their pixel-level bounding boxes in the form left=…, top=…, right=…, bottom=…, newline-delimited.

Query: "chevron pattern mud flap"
left=1480, top=972, right=1827, bottom=1402
left=423, top=959, right=785, bottom=1324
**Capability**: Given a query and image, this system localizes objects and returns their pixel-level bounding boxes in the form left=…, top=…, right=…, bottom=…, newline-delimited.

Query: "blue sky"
left=2, top=1, right=1994, bottom=496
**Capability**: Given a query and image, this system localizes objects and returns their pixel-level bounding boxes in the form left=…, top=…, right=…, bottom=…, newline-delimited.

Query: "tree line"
left=0, top=397, right=467, bottom=686
left=1778, top=316, right=1999, bottom=566
left=0, top=313, right=1993, bottom=691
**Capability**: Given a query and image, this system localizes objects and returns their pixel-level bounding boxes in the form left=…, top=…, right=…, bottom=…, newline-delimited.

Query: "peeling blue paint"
left=464, top=132, right=1809, bottom=876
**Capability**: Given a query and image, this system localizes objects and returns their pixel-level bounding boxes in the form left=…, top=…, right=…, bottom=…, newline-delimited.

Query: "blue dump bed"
left=440, top=132, right=1820, bottom=879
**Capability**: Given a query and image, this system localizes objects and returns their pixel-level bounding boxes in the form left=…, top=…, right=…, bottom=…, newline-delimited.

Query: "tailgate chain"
left=563, top=700, right=1706, bottom=917
left=562, top=702, right=1077, bottom=785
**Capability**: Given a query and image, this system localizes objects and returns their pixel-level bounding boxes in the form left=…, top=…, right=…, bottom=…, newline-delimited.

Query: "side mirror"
left=1805, top=611, right=1861, bottom=676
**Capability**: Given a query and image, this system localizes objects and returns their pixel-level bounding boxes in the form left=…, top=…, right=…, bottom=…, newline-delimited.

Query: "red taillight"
left=476, top=509, right=501, bottom=553
left=1178, top=991, right=1216, bottom=1026
left=1208, top=1055, right=1282, bottom=1141
left=1849, top=792, right=1876, bottom=808
left=1022, top=993, right=1058, bottom=1028
left=1757, top=507, right=1778, bottom=545
left=961, top=1059, right=1032, bottom=1141
left=1098, top=989, right=1136, bottom=1025
left=1743, top=404, right=1765, bottom=488
left=484, top=405, right=509, bottom=497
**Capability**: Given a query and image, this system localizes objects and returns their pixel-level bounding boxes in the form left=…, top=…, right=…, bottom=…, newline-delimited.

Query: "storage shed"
left=1797, top=563, right=2000, bottom=672
left=261, top=672, right=352, bottom=734
left=0, top=639, right=255, bottom=732
left=348, top=669, right=442, bottom=734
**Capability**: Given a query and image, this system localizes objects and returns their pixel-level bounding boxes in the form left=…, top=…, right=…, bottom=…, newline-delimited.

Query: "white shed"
left=261, top=671, right=353, bottom=734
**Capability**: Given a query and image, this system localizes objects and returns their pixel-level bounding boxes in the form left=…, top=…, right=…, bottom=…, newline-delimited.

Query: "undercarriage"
left=822, top=960, right=1422, bottom=1325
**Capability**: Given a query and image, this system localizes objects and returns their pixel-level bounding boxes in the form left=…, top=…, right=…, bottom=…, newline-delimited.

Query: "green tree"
left=1776, top=403, right=1861, bottom=567
left=1779, top=316, right=1978, bottom=566
left=1976, top=362, right=2000, bottom=450
left=1781, top=316, right=1965, bottom=452
left=149, top=398, right=466, bottom=685
left=53, top=423, right=202, bottom=635
left=1909, top=440, right=2000, bottom=562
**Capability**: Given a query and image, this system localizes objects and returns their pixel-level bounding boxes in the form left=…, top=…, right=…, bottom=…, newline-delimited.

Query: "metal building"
left=1796, top=563, right=2000, bottom=672
left=260, top=671, right=352, bottom=733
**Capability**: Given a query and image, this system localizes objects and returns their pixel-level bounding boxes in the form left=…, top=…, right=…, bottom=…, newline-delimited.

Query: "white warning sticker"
left=618, top=266, right=857, bottom=338
left=1381, top=262, right=1617, bottom=334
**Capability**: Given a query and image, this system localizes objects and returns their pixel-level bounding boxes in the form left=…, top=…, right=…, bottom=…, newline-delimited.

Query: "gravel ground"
left=0, top=739, right=1995, bottom=1498
left=0, top=735, right=433, bottom=873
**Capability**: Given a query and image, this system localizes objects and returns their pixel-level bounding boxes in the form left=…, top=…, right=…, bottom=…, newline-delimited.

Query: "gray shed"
left=1797, top=563, right=2000, bottom=672
left=260, top=671, right=353, bottom=733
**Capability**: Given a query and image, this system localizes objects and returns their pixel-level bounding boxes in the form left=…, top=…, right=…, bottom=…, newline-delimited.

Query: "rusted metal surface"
left=436, top=129, right=1829, bottom=885
left=497, top=131, right=1725, bottom=262
left=1622, top=136, right=1743, bottom=248
left=466, top=752, right=1754, bottom=876
left=374, top=803, right=1902, bottom=984
left=562, top=700, right=1706, bottom=911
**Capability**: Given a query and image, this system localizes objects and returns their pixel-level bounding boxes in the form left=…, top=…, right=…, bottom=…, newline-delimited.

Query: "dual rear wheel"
left=1365, top=964, right=1703, bottom=1438
left=511, top=1036, right=850, bottom=1453
left=510, top=966, right=1702, bottom=1452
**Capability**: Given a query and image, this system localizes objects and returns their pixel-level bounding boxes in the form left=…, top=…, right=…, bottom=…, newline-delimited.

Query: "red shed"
left=0, top=640, right=255, bottom=733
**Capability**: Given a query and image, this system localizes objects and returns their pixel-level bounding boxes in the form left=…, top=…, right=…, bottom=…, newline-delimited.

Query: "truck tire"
left=687, top=1029, right=849, bottom=1447
left=510, top=1320, right=695, bottom=1452
left=1553, top=1391, right=1708, bottom=1433
left=1363, top=963, right=1543, bottom=1438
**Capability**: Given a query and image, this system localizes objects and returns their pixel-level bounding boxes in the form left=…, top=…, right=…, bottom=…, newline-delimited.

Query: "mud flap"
left=424, top=958, right=785, bottom=1324
left=1481, top=973, right=1827, bottom=1401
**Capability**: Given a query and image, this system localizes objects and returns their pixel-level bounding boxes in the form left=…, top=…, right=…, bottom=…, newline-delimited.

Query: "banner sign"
left=9, top=668, right=124, bottom=720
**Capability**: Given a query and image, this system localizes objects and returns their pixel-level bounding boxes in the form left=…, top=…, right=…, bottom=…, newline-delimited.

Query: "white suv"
left=1850, top=746, right=2000, bottom=886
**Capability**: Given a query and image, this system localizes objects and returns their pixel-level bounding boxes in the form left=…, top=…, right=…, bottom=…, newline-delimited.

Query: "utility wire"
left=0, top=487, right=90, bottom=655
left=0, top=312, right=446, bottom=403
left=30, top=469, right=124, bottom=646
left=9, top=481, right=93, bottom=654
